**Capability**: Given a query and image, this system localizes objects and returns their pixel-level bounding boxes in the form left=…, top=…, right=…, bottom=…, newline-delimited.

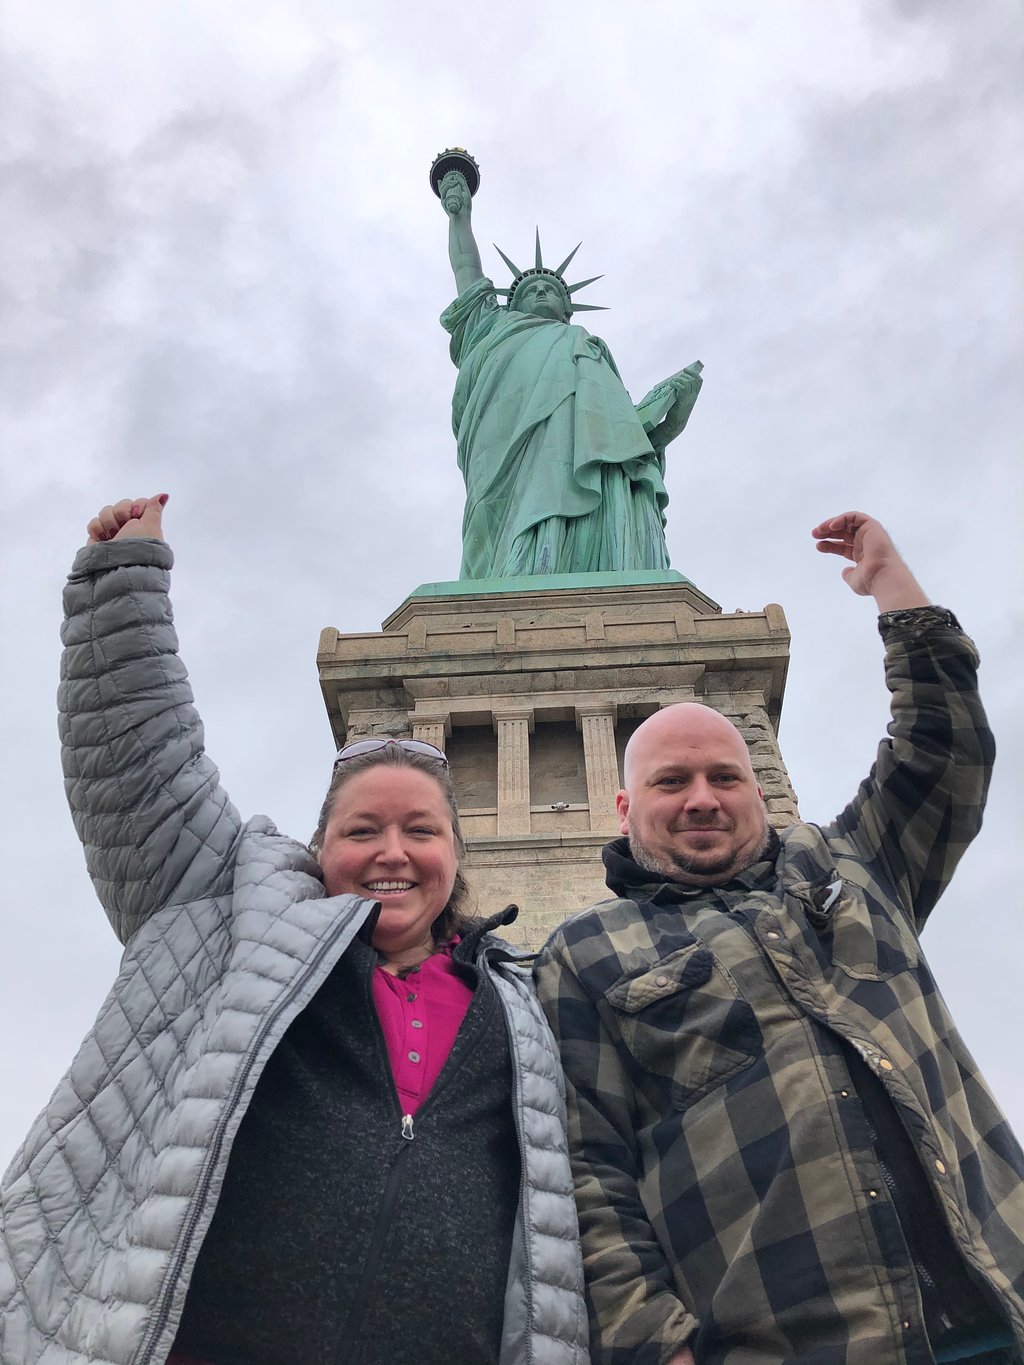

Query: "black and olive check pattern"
left=536, top=609, right=1024, bottom=1365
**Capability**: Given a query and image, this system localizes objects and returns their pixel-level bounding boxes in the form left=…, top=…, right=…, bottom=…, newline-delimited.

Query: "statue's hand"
left=636, top=362, right=704, bottom=456
left=440, top=169, right=472, bottom=220
left=666, top=361, right=704, bottom=400
left=638, top=363, right=702, bottom=412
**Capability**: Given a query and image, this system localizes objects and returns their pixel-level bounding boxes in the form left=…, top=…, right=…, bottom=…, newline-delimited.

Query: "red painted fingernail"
left=131, top=504, right=140, bottom=518
left=158, top=494, right=169, bottom=506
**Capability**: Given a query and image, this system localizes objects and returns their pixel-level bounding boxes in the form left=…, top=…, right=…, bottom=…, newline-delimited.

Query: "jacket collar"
left=453, top=904, right=523, bottom=963
left=602, top=830, right=782, bottom=904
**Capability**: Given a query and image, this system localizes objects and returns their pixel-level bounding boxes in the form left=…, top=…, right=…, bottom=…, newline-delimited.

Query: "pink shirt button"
left=372, top=941, right=474, bottom=1114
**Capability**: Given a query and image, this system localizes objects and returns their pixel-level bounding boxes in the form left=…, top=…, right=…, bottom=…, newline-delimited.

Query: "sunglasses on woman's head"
left=333, top=738, right=449, bottom=770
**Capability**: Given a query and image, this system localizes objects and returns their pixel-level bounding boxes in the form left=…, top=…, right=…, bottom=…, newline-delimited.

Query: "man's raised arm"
left=814, top=509, right=993, bottom=929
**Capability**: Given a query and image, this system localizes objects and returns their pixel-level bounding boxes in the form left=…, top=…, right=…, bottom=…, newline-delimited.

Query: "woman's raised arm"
left=60, top=494, right=245, bottom=943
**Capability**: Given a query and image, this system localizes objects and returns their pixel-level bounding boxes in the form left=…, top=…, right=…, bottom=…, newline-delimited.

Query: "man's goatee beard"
left=629, top=825, right=772, bottom=884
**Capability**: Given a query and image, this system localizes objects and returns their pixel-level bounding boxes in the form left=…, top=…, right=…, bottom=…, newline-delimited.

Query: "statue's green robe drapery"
left=442, top=278, right=671, bottom=580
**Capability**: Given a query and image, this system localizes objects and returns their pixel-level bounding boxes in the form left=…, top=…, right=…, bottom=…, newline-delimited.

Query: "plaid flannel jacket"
left=535, top=608, right=1024, bottom=1365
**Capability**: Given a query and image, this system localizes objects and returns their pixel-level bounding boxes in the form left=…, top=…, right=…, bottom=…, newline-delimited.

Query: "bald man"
left=535, top=513, right=1024, bottom=1365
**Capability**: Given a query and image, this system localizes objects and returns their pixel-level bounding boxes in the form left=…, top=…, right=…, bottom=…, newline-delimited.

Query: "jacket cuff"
left=661, top=1318, right=700, bottom=1363
left=68, top=537, right=174, bottom=580
left=877, top=604, right=962, bottom=642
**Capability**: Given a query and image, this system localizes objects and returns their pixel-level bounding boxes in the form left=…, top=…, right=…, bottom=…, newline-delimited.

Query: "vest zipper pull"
left=401, top=1114, right=414, bottom=1140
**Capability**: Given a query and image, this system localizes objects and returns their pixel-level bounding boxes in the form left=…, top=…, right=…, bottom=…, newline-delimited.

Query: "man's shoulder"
left=539, top=823, right=846, bottom=961
left=777, top=818, right=839, bottom=861
left=539, top=895, right=643, bottom=958
left=536, top=896, right=656, bottom=1001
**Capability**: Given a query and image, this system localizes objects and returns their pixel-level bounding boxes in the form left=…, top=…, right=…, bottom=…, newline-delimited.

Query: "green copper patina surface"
left=410, top=567, right=695, bottom=599
left=436, top=157, right=703, bottom=581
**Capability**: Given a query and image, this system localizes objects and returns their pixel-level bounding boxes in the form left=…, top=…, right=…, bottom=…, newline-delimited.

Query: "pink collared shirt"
left=371, top=941, right=474, bottom=1114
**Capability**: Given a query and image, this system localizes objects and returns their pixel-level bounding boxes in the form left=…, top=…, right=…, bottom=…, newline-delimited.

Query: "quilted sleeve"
left=828, top=607, right=994, bottom=931
left=59, top=537, right=244, bottom=943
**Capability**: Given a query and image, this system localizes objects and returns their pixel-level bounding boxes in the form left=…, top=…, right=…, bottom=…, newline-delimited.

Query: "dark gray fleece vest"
left=174, top=928, right=519, bottom=1365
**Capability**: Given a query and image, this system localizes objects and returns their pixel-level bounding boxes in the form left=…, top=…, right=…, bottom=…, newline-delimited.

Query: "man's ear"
left=615, top=789, right=630, bottom=836
left=758, top=785, right=764, bottom=801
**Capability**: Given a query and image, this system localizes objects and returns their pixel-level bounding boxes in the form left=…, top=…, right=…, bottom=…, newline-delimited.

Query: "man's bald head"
left=617, top=703, right=769, bottom=886
left=623, top=704, right=757, bottom=788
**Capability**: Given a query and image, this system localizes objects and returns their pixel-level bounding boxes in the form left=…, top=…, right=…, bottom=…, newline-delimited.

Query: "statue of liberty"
left=433, top=149, right=703, bottom=581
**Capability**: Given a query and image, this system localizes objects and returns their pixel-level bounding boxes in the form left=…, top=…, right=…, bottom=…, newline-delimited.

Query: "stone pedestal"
left=317, top=571, right=798, bottom=948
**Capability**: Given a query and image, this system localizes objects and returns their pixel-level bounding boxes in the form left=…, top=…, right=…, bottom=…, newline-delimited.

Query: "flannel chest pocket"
left=605, top=941, right=761, bottom=1106
left=791, top=878, right=919, bottom=980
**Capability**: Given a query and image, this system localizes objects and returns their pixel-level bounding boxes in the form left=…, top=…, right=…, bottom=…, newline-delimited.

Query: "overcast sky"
left=1, top=1, right=1022, bottom=1164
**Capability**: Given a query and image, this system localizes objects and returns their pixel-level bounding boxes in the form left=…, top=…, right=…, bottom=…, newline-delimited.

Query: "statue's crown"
left=495, top=230, right=606, bottom=314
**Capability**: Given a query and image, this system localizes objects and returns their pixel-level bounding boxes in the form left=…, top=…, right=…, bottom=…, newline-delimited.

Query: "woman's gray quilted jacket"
left=0, top=537, right=590, bottom=1365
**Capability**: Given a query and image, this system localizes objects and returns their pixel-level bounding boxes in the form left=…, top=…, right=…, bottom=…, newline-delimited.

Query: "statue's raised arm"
left=431, top=149, right=484, bottom=297
left=432, top=150, right=704, bottom=581
left=439, top=170, right=484, bottom=297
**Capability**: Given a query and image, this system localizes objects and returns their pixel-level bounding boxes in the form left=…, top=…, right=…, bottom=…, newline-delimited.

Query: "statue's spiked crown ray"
left=494, top=229, right=607, bottom=314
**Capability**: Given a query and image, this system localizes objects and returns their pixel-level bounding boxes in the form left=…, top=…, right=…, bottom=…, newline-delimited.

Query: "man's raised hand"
left=87, top=495, right=168, bottom=545
left=812, top=511, right=930, bottom=612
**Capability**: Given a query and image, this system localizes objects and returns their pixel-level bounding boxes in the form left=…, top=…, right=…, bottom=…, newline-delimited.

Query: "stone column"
left=410, top=710, right=451, bottom=754
left=577, top=704, right=620, bottom=834
left=735, top=701, right=799, bottom=827
left=493, top=708, right=533, bottom=836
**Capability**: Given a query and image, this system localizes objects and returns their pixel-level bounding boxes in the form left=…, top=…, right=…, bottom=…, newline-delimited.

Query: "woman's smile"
left=318, top=767, right=458, bottom=964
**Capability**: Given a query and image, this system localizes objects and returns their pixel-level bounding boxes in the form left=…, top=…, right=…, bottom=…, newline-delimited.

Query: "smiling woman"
left=311, top=740, right=469, bottom=971
left=0, top=497, right=589, bottom=1365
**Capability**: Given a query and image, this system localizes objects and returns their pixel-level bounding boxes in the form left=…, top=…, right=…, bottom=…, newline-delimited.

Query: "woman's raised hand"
left=87, top=495, right=168, bottom=545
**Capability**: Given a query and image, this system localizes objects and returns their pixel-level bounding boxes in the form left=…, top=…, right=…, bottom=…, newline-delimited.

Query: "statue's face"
left=515, top=276, right=569, bottom=322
